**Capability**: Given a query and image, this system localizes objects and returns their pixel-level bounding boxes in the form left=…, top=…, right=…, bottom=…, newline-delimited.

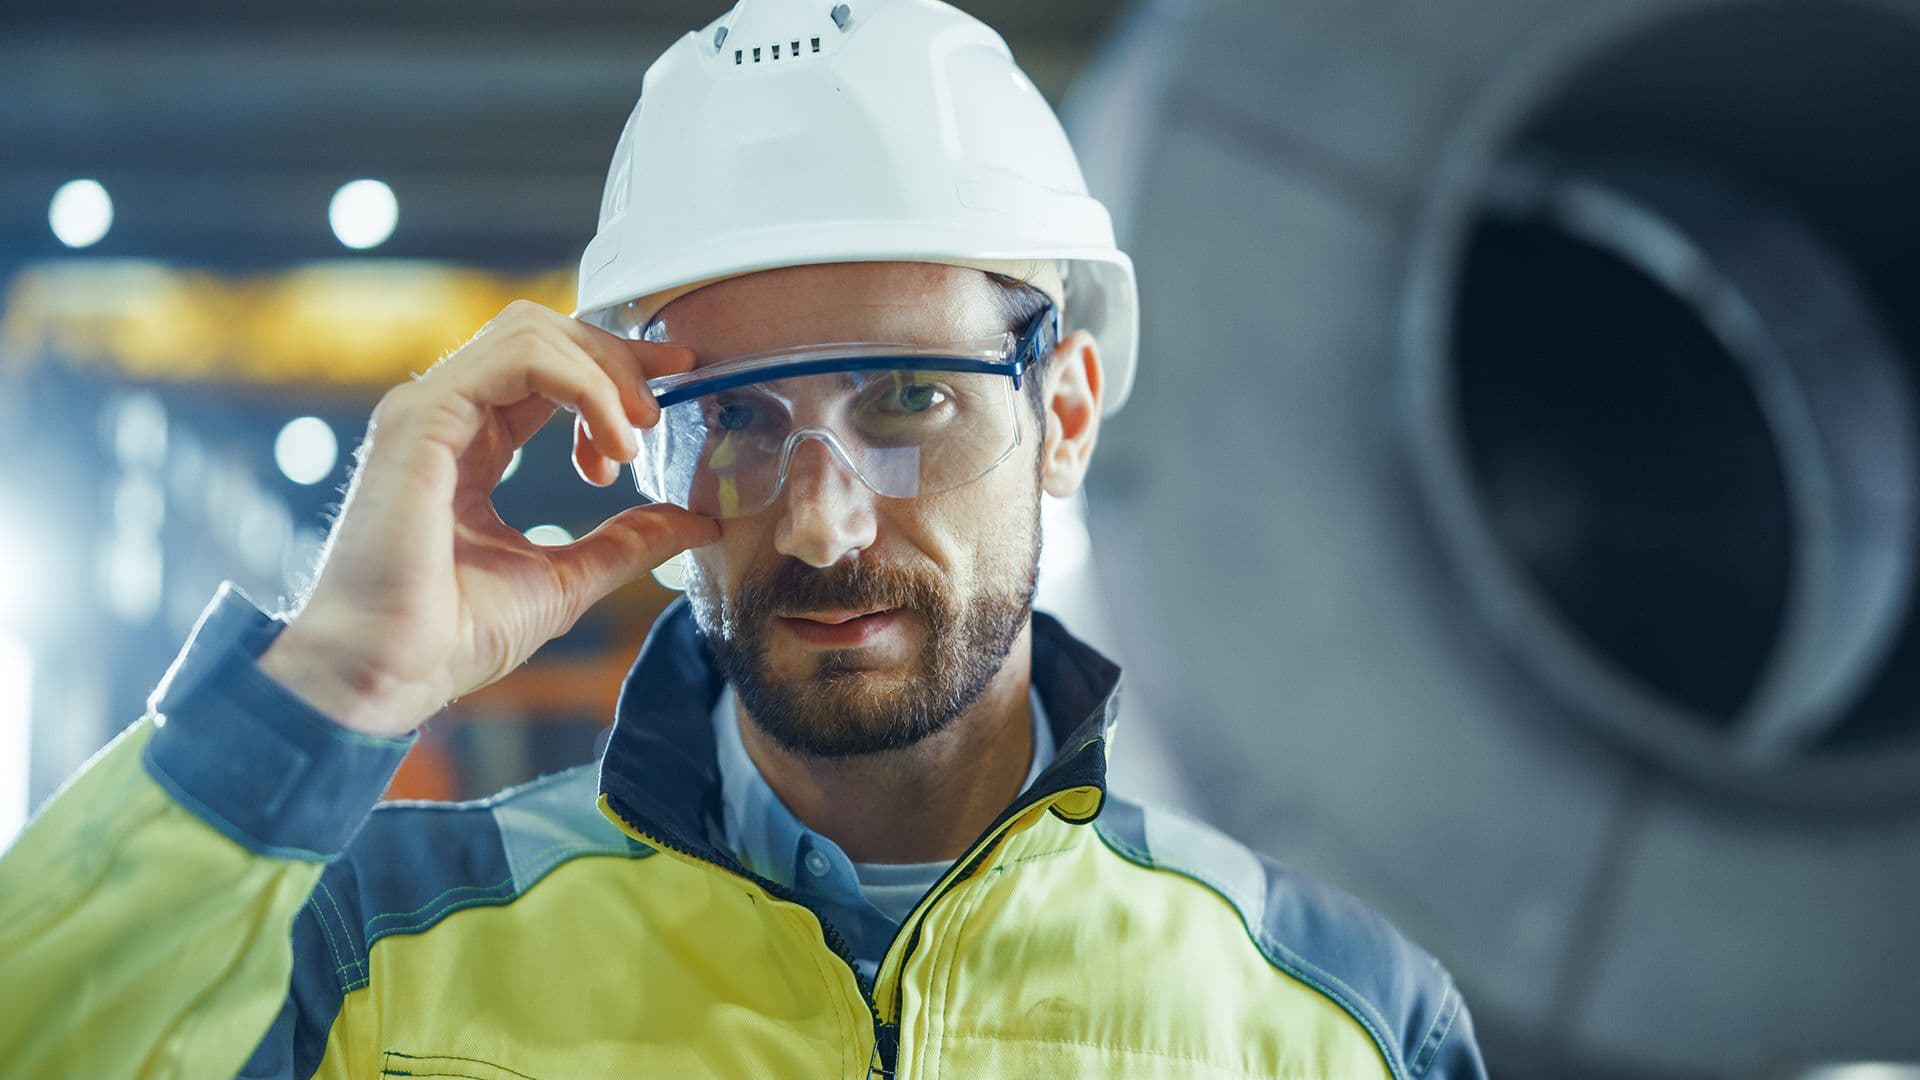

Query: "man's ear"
left=1040, top=329, right=1102, bottom=498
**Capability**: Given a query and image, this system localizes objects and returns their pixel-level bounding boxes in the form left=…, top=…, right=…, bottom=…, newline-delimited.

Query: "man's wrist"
left=143, top=583, right=418, bottom=860
left=258, top=620, right=437, bottom=738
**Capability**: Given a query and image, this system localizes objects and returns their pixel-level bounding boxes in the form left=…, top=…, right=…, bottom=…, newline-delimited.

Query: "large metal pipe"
left=1071, top=0, right=1920, bottom=1073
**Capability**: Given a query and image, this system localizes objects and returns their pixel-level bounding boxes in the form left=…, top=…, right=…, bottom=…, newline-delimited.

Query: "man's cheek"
left=682, top=555, right=734, bottom=640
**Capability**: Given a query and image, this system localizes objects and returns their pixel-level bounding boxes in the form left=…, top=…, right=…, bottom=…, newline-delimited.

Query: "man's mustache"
left=741, top=558, right=947, bottom=620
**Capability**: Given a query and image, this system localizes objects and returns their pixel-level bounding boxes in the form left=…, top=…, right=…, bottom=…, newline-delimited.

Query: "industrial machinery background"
left=1071, top=0, right=1920, bottom=1075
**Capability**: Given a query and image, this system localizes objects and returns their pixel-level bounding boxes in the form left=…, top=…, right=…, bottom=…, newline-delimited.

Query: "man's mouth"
left=775, top=607, right=902, bottom=647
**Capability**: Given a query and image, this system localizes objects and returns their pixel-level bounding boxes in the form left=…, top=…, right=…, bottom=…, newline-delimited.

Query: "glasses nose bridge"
left=774, top=425, right=878, bottom=499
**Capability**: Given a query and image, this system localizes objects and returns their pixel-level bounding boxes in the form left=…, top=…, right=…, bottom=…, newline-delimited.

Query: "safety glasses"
left=631, top=305, right=1057, bottom=519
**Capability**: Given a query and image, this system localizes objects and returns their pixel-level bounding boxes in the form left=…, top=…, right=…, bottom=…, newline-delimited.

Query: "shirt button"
left=804, top=849, right=831, bottom=877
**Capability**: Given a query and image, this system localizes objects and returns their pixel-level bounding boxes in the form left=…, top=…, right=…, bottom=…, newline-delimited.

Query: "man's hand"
left=257, top=300, right=719, bottom=737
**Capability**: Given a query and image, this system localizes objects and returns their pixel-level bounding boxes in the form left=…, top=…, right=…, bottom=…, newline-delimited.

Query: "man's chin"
left=740, top=671, right=944, bottom=758
left=768, top=662, right=918, bottom=700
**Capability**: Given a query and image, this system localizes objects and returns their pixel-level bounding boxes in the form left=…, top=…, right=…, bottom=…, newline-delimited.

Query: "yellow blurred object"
left=0, top=260, right=577, bottom=387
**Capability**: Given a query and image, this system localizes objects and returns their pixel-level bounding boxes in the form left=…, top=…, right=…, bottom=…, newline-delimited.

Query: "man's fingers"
left=494, top=395, right=564, bottom=457
left=445, top=342, right=634, bottom=466
left=394, top=300, right=692, bottom=499
left=573, top=414, right=623, bottom=487
left=549, top=311, right=699, bottom=379
left=543, top=311, right=699, bottom=428
left=547, top=503, right=721, bottom=615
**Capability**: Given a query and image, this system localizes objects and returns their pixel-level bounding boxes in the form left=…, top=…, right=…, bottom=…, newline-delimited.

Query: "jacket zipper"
left=870, top=788, right=1087, bottom=1077
left=605, top=782, right=1096, bottom=1079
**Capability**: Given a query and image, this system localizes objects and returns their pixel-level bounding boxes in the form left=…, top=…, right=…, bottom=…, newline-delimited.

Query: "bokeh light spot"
left=49, top=179, right=113, bottom=249
left=275, top=417, right=339, bottom=485
left=329, top=179, right=398, bottom=250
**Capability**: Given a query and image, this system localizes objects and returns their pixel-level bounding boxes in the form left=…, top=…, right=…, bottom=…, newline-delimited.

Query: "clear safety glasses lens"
left=630, top=353, right=1026, bottom=520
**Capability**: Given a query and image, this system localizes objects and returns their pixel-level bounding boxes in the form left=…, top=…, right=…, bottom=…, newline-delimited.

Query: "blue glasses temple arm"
left=648, top=301, right=1058, bottom=409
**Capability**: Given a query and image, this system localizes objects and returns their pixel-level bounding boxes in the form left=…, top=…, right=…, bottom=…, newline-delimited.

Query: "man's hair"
left=982, top=272, right=1054, bottom=419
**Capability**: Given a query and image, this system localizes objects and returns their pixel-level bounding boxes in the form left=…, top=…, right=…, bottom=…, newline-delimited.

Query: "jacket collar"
left=597, top=598, right=1123, bottom=872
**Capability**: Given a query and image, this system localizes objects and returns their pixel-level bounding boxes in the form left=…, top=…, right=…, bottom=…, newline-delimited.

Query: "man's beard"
left=686, top=516, right=1039, bottom=759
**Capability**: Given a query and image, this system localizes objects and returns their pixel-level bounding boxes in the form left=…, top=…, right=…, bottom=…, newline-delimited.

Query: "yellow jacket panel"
left=0, top=584, right=1484, bottom=1078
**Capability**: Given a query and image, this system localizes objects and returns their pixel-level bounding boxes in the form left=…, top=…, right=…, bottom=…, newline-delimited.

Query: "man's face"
left=650, top=262, right=1052, bottom=758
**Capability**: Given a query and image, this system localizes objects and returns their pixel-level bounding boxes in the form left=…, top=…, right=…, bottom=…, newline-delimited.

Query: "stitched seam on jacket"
left=337, top=845, right=623, bottom=992
left=939, top=1032, right=1276, bottom=1078
left=1092, top=820, right=1408, bottom=1080
left=986, top=846, right=1075, bottom=873
left=364, top=878, right=517, bottom=930
left=316, top=882, right=364, bottom=970
left=304, top=900, right=350, bottom=985
left=364, top=844, right=606, bottom=942
left=381, top=1049, right=541, bottom=1080
left=1410, top=984, right=1460, bottom=1076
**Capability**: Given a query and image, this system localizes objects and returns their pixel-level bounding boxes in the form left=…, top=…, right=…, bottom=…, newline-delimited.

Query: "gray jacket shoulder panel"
left=1094, top=796, right=1486, bottom=1080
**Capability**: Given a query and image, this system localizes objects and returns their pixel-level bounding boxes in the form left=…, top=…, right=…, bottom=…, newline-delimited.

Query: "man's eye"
left=890, top=383, right=948, bottom=414
left=714, top=402, right=758, bottom=431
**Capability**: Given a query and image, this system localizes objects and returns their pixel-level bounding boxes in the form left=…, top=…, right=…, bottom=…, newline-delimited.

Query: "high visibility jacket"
left=0, top=584, right=1485, bottom=1079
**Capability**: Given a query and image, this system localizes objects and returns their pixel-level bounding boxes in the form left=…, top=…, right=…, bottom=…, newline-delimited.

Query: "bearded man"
left=0, top=2, right=1485, bottom=1077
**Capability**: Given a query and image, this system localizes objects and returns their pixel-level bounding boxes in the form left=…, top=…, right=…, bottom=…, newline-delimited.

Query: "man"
left=0, top=1, right=1485, bottom=1076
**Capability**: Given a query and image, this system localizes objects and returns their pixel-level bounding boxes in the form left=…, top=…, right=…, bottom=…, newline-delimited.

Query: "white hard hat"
left=573, top=0, right=1140, bottom=415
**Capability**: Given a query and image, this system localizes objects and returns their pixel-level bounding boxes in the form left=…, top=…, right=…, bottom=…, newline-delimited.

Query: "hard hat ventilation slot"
left=736, top=37, right=823, bottom=65
left=716, top=6, right=845, bottom=67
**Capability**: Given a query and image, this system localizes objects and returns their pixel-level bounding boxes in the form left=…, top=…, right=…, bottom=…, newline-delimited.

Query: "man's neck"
left=734, top=623, right=1036, bottom=865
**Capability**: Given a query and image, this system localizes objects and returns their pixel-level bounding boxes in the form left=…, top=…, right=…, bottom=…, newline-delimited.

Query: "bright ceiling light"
left=524, top=524, right=573, bottom=547
left=328, top=179, right=398, bottom=251
left=274, top=417, right=339, bottom=485
left=49, top=179, right=113, bottom=249
left=501, top=447, right=524, bottom=483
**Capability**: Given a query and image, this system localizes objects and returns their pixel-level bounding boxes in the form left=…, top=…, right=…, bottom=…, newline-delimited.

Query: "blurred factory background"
left=3, top=0, right=1919, bottom=1076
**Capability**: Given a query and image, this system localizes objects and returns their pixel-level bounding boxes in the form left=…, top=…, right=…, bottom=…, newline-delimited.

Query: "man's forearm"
left=0, top=583, right=413, bottom=1077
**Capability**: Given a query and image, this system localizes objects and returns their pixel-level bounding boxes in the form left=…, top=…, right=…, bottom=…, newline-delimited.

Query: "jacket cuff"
left=142, top=582, right=416, bottom=861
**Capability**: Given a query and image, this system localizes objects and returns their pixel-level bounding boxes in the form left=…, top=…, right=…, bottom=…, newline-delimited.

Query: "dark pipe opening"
left=1432, top=0, right=1920, bottom=794
left=1452, top=218, right=1794, bottom=725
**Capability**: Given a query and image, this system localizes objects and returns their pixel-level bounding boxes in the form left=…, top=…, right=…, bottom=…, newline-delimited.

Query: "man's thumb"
left=548, top=504, right=721, bottom=609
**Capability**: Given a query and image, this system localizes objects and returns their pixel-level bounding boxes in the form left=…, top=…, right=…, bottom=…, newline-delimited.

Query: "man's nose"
left=773, top=435, right=879, bottom=568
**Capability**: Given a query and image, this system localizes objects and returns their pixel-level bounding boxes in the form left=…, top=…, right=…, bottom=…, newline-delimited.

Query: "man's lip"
left=775, top=608, right=905, bottom=648
left=780, top=607, right=894, bottom=625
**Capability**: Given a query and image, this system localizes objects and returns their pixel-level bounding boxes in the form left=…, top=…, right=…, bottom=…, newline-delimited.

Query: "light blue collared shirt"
left=710, top=684, right=1055, bottom=988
